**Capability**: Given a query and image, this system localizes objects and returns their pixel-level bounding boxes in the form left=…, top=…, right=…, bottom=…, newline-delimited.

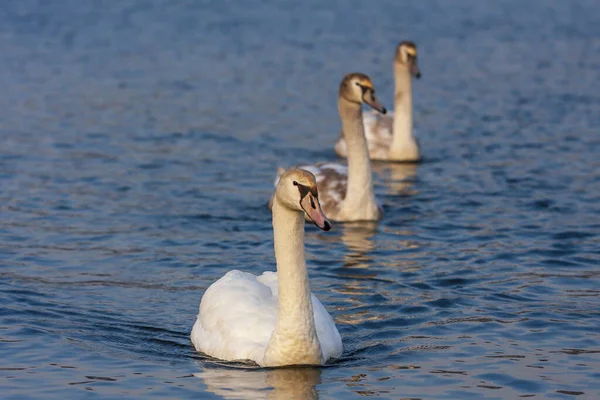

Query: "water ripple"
left=1, top=0, right=600, bottom=399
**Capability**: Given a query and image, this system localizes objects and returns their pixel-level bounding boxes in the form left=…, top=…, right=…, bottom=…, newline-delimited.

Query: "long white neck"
left=263, top=198, right=322, bottom=366
left=339, top=98, right=379, bottom=220
left=389, top=64, right=418, bottom=159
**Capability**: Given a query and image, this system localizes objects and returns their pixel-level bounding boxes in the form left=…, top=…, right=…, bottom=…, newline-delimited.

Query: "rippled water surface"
left=2, top=1, right=600, bottom=398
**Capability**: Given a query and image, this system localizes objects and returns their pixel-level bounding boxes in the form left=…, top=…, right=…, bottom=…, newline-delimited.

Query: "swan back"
left=191, top=270, right=278, bottom=363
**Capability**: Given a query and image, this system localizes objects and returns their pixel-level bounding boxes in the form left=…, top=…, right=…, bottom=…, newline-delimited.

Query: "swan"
left=335, top=41, right=422, bottom=162
left=191, top=168, right=342, bottom=367
left=271, top=73, right=387, bottom=222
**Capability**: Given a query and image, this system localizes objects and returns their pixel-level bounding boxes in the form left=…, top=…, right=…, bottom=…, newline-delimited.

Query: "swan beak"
left=301, top=194, right=331, bottom=231
left=410, top=63, right=421, bottom=79
left=363, top=92, right=387, bottom=114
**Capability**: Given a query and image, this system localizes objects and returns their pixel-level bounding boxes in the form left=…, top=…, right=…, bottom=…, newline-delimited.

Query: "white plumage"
left=191, top=270, right=342, bottom=366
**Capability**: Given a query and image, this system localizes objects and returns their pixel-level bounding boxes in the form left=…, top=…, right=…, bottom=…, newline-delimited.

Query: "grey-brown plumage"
left=335, top=41, right=422, bottom=162
left=270, top=72, right=386, bottom=222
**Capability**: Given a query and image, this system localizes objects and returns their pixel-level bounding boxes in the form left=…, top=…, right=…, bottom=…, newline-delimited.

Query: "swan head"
left=275, top=168, right=331, bottom=231
left=339, top=73, right=387, bottom=114
left=395, top=41, right=421, bottom=79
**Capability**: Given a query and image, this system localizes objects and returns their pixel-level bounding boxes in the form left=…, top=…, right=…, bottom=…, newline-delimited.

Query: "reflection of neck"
left=338, top=97, right=378, bottom=219
left=390, top=64, right=415, bottom=156
left=266, top=368, right=321, bottom=400
left=341, top=223, right=377, bottom=268
left=263, top=197, right=322, bottom=366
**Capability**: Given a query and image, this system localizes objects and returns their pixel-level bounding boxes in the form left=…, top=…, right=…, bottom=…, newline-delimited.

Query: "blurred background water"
left=1, top=0, right=599, bottom=398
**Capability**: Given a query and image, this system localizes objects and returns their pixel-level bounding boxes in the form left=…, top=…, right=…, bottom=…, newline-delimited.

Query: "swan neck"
left=339, top=98, right=376, bottom=215
left=264, top=198, right=322, bottom=365
left=392, top=64, right=413, bottom=145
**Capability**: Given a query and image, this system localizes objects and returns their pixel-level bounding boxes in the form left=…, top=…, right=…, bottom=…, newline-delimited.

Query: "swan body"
left=192, top=169, right=342, bottom=367
left=335, top=41, right=422, bottom=162
left=335, top=110, right=420, bottom=161
left=271, top=73, right=387, bottom=222
left=191, top=270, right=341, bottom=365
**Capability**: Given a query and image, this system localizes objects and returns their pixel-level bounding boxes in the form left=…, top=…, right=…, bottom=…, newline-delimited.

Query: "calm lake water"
left=1, top=0, right=600, bottom=398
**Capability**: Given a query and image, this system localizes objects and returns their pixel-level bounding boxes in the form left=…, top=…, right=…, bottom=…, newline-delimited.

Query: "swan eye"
left=293, top=181, right=298, bottom=186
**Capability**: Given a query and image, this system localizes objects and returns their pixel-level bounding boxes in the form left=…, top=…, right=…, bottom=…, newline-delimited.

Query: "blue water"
left=1, top=0, right=599, bottom=398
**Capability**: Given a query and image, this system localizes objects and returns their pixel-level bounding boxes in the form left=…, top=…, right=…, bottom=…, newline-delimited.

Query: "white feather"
left=191, top=270, right=342, bottom=365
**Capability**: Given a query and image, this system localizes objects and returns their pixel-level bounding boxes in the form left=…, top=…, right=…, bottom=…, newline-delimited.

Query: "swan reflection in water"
left=309, top=222, right=379, bottom=329
left=194, top=364, right=322, bottom=400
left=371, top=161, right=418, bottom=196
left=311, top=212, right=419, bottom=328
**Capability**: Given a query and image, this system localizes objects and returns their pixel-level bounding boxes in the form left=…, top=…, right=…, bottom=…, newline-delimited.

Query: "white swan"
left=271, top=73, right=387, bottom=222
left=335, top=41, right=422, bottom=162
left=191, top=168, right=342, bottom=367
